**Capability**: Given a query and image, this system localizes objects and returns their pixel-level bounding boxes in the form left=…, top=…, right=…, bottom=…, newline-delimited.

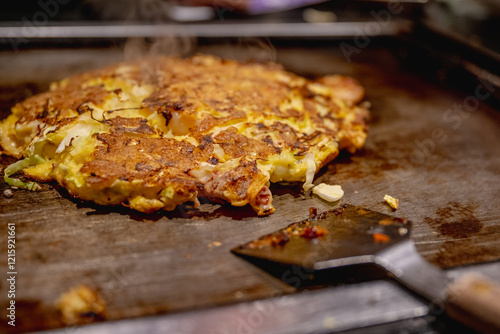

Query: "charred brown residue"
left=300, top=225, right=328, bottom=239
left=243, top=217, right=331, bottom=249
left=328, top=204, right=347, bottom=218
left=198, top=135, right=214, bottom=150
left=335, top=205, right=347, bottom=215
left=433, top=239, right=497, bottom=268
left=207, top=157, right=219, bottom=165
left=245, top=232, right=290, bottom=249
left=134, top=162, right=153, bottom=171
left=76, top=102, right=93, bottom=115
left=309, top=207, right=318, bottom=218
left=426, top=208, right=500, bottom=268
left=424, top=202, right=483, bottom=239
left=424, top=202, right=495, bottom=268
left=102, top=117, right=156, bottom=135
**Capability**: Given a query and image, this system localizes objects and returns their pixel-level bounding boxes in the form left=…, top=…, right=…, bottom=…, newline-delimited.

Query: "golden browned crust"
left=1, top=54, right=369, bottom=215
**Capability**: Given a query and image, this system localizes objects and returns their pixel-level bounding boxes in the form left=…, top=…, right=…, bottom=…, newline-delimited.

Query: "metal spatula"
left=232, top=204, right=500, bottom=333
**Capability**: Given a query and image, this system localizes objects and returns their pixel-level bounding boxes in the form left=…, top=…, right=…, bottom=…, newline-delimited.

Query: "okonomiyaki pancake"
left=0, top=54, right=369, bottom=215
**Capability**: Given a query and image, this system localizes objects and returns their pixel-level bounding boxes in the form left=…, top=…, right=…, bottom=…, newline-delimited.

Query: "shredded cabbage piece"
left=302, top=152, right=316, bottom=191
left=4, top=155, right=44, bottom=191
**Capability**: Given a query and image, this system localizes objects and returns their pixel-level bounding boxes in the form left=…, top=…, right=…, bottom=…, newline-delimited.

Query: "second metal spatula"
left=232, top=204, right=500, bottom=333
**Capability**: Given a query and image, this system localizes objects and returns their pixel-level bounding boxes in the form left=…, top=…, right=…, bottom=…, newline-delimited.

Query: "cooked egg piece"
left=312, top=183, right=344, bottom=202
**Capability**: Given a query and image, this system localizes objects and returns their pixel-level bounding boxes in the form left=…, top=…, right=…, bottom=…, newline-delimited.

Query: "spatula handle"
left=446, top=273, right=500, bottom=333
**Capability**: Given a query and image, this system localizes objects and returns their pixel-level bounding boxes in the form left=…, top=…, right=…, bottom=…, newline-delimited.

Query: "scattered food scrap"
left=398, top=227, right=409, bottom=236
left=55, top=285, right=106, bottom=325
left=244, top=219, right=329, bottom=249
left=312, top=184, right=344, bottom=202
left=3, top=189, right=13, bottom=198
left=373, top=233, right=391, bottom=243
left=333, top=204, right=348, bottom=215
left=384, top=194, right=399, bottom=210
left=300, top=225, right=328, bottom=239
left=378, top=218, right=394, bottom=225
left=208, top=241, right=222, bottom=248
left=309, top=207, right=318, bottom=218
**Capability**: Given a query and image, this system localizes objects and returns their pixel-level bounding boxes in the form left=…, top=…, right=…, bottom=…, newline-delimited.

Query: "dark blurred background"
left=1, top=0, right=499, bottom=55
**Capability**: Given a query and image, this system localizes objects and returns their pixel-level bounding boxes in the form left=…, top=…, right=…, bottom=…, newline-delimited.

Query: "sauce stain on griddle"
left=433, top=239, right=496, bottom=268
left=424, top=202, right=483, bottom=239
left=423, top=202, right=497, bottom=268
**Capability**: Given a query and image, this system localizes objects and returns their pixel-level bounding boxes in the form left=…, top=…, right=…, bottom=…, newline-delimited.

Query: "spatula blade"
left=232, top=204, right=411, bottom=269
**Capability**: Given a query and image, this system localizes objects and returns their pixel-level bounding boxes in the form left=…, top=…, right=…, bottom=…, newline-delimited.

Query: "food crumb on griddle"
left=208, top=241, right=222, bottom=248
left=300, top=226, right=328, bottom=239
left=3, top=189, right=13, bottom=198
left=55, top=285, right=106, bottom=325
left=245, top=232, right=290, bottom=249
left=384, top=194, right=399, bottom=210
left=244, top=219, right=329, bottom=249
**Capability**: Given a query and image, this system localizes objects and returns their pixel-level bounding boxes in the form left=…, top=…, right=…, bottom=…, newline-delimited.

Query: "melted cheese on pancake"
left=0, top=54, right=369, bottom=215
